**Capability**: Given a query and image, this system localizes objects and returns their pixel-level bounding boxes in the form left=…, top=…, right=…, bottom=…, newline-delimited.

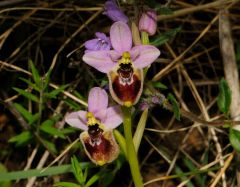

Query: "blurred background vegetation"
left=1, top=0, right=240, bottom=186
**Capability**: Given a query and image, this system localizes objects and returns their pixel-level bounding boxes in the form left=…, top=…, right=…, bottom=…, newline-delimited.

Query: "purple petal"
left=88, top=87, right=108, bottom=113
left=110, top=21, right=132, bottom=53
left=65, top=111, right=88, bottom=131
left=95, top=32, right=107, bottom=40
left=130, top=45, right=160, bottom=68
left=84, top=39, right=100, bottom=51
left=103, top=0, right=128, bottom=23
left=82, top=51, right=116, bottom=73
left=103, top=106, right=123, bottom=129
left=95, top=109, right=107, bottom=122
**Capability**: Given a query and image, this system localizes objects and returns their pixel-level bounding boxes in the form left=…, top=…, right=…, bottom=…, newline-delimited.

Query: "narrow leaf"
left=167, top=93, right=180, bottom=120
left=85, top=172, right=100, bottom=187
left=53, top=182, right=79, bottom=187
left=29, top=59, right=41, bottom=87
left=229, top=128, right=240, bottom=153
left=40, top=117, right=65, bottom=139
left=150, top=27, right=181, bottom=46
left=42, top=139, right=57, bottom=154
left=113, top=130, right=127, bottom=158
left=19, top=77, right=40, bottom=92
left=13, top=87, right=39, bottom=103
left=8, top=131, right=33, bottom=146
left=46, top=84, right=69, bottom=99
left=217, top=78, right=231, bottom=115
left=133, top=109, right=148, bottom=153
left=13, top=103, right=33, bottom=123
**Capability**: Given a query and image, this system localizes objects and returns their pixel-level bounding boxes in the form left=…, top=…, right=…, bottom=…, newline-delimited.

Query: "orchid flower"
left=65, top=87, right=122, bottom=165
left=84, top=32, right=111, bottom=53
left=83, top=21, right=160, bottom=107
left=139, top=10, right=157, bottom=36
left=103, top=0, right=128, bottom=23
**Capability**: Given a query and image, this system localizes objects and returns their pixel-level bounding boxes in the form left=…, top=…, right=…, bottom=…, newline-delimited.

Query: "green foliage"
left=54, top=156, right=100, bottom=187
left=150, top=27, right=181, bottom=47
left=29, top=59, right=41, bottom=88
left=0, top=164, right=74, bottom=182
left=8, top=131, right=33, bottom=146
left=151, top=81, right=168, bottom=90
left=167, top=93, right=181, bottom=120
left=229, top=127, right=240, bottom=153
left=217, top=78, right=231, bottom=115
left=0, top=164, right=11, bottom=187
left=40, top=116, right=66, bottom=139
left=13, top=87, right=39, bottom=103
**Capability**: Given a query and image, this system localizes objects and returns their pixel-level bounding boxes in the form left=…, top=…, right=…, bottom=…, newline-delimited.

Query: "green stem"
left=141, top=31, right=149, bottom=45
left=122, top=106, right=143, bottom=187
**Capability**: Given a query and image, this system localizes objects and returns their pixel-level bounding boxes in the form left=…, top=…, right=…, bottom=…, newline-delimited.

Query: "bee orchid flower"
left=65, top=87, right=122, bottom=165
left=83, top=21, right=160, bottom=107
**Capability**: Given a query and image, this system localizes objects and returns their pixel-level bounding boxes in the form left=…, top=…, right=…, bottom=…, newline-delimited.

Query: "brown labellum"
left=80, top=129, right=119, bottom=165
left=108, top=63, right=143, bottom=107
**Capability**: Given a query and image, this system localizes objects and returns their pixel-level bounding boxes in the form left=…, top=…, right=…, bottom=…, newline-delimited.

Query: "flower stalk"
left=122, top=106, right=143, bottom=187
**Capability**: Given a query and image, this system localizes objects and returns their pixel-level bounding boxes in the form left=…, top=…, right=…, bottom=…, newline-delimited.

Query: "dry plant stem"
left=49, top=9, right=102, bottom=73
left=164, top=42, right=226, bottom=186
left=157, top=0, right=237, bottom=21
left=210, top=152, right=235, bottom=187
left=219, top=8, right=240, bottom=186
left=152, top=14, right=219, bottom=81
left=144, top=153, right=231, bottom=186
left=26, top=150, right=50, bottom=187
left=122, top=106, right=143, bottom=187
left=219, top=9, right=240, bottom=118
left=0, top=60, right=87, bottom=106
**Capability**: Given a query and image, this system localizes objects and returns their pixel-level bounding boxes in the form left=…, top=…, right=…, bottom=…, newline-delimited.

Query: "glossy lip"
left=80, top=130, right=120, bottom=165
left=108, top=67, right=143, bottom=107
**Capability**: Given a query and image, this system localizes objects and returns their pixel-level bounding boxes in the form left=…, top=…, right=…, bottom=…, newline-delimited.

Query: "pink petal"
left=88, top=87, right=108, bottom=113
left=110, top=21, right=132, bottom=53
left=82, top=51, right=116, bottom=73
left=95, top=109, right=107, bottom=123
left=130, top=45, right=160, bottom=69
left=103, top=106, right=123, bottom=129
left=65, top=111, right=88, bottom=131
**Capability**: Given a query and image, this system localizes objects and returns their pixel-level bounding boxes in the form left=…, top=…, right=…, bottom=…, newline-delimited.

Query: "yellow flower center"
left=118, top=52, right=132, bottom=65
left=86, top=112, right=104, bottom=130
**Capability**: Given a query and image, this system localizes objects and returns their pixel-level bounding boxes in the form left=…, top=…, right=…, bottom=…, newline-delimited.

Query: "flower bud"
left=139, top=10, right=157, bottom=36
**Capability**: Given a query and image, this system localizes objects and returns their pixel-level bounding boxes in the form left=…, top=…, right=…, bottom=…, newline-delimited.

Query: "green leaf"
left=157, top=7, right=174, bottom=15
left=8, top=131, right=33, bottom=146
left=42, top=139, right=57, bottom=154
left=151, top=82, right=168, bottom=90
left=13, top=87, right=39, bottom=103
left=85, top=172, right=100, bottom=187
left=40, top=118, right=65, bottom=139
left=167, top=93, right=180, bottom=121
left=29, top=113, right=40, bottom=126
left=19, top=77, right=40, bottom=92
left=53, top=182, right=80, bottom=187
left=0, top=164, right=11, bottom=187
left=13, top=103, right=33, bottom=123
left=229, top=127, right=240, bottom=153
left=29, top=59, right=41, bottom=87
left=71, top=156, right=85, bottom=185
left=113, top=130, right=127, bottom=158
left=150, top=27, right=181, bottom=47
left=0, top=164, right=73, bottom=182
left=217, top=78, right=231, bottom=115
left=45, top=84, right=69, bottom=99
left=133, top=109, right=148, bottom=153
